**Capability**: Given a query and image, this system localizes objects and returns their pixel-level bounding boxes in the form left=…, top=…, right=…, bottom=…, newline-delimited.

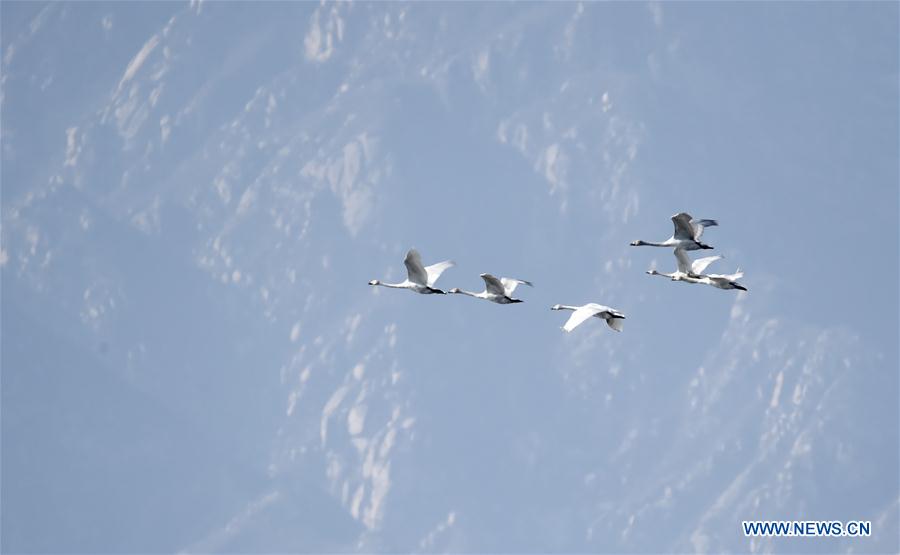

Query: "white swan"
left=369, top=248, right=455, bottom=294
left=448, top=273, right=533, bottom=304
left=551, top=303, right=626, bottom=332
left=646, top=248, right=747, bottom=291
left=631, top=212, right=717, bottom=251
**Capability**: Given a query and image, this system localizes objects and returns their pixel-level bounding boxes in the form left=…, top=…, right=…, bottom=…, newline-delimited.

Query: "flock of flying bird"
left=368, top=212, right=747, bottom=333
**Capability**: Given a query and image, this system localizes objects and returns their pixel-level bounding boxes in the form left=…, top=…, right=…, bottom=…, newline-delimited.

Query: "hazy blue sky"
left=2, top=2, right=897, bottom=553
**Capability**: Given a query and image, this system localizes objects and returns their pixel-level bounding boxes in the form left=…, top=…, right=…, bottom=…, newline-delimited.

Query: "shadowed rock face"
left=2, top=2, right=898, bottom=553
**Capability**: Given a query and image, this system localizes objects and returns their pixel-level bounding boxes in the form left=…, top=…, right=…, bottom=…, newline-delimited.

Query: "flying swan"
left=631, top=212, right=718, bottom=251
left=647, top=248, right=747, bottom=291
left=368, top=248, right=455, bottom=294
left=551, top=303, right=626, bottom=332
left=449, top=273, right=533, bottom=304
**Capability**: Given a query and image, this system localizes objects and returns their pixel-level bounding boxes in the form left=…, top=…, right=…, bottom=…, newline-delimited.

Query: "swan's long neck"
left=555, top=304, right=578, bottom=311
left=377, top=281, right=410, bottom=289
left=452, top=289, right=481, bottom=298
left=649, top=270, right=676, bottom=279
left=639, top=240, right=670, bottom=247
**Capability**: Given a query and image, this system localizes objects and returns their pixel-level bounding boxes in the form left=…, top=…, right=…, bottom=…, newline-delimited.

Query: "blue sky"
left=2, top=2, right=897, bottom=553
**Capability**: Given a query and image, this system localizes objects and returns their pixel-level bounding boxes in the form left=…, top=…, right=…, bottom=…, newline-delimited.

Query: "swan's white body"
left=449, top=273, right=532, bottom=304
left=551, top=303, right=626, bottom=332
left=369, top=249, right=455, bottom=294
left=631, top=212, right=717, bottom=251
left=646, top=248, right=747, bottom=291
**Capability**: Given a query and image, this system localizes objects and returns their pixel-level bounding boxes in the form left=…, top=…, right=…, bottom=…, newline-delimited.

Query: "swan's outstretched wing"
left=500, top=277, right=532, bottom=296
left=673, top=247, right=692, bottom=275
left=480, top=273, right=506, bottom=296
left=691, top=218, right=718, bottom=239
left=562, top=303, right=608, bottom=332
left=673, top=212, right=717, bottom=240
left=671, top=213, right=696, bottom=240
left=691, top=255, right=722, bottom=275
left=404, top=249, right=428, bottom=286
left=425, top=260, right=455, bottom=286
